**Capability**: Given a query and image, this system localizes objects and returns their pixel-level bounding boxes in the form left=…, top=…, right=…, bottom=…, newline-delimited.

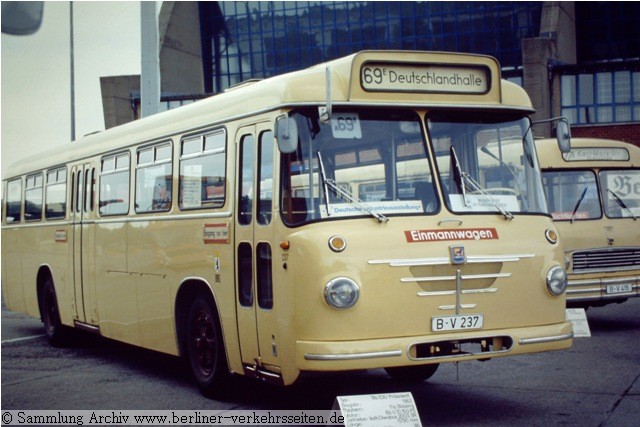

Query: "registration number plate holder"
left=606, top=283, right=633, bottom=294
left=432, top=314, right=484, bottom=332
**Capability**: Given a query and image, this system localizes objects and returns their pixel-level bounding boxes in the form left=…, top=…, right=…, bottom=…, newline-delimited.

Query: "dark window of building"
left=576, top=2, right=640, bottom=63
left=201, top=1, right=541, bottom=92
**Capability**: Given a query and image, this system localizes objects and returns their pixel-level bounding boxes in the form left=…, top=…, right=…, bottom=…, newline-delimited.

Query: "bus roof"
left=4, top=50, right=534, bottom=180
left=536, top=137, right=640, bottom=169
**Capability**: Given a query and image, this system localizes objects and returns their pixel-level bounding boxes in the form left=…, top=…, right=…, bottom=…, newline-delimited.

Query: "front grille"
left=369, top=254, right=534, bottom=311
left=572, top=247, right=640, bottom=273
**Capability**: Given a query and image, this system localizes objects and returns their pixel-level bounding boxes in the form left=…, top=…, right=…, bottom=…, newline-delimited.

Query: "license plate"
left=606, top=283, right=633, bottom=294
left=432, top=314, right=483, bottom=332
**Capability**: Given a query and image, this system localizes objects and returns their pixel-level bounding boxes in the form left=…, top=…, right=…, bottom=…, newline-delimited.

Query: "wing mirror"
left=532, top=116, right=572, bottom=153
left=275, top=115, right=299, bottom=154
left=555, top=118, right=571, bottom=154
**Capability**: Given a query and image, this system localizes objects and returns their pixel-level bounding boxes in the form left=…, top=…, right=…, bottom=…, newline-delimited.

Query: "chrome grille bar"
left=572, top=247, right=640, bottom=273
left=402, top=272, right=511, bottom=283
left=369, top=254, right=534, bottom=267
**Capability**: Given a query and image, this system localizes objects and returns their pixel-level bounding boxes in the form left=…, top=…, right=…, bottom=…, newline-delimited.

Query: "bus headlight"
left=546, top=266, right=568, bottom=296
left=324, top=278, right=359, bottom=309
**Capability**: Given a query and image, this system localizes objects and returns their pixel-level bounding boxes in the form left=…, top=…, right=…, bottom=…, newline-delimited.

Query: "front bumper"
left=296, top=321, right=573, bottom=372
left=566, top=274, right=639, bottom=305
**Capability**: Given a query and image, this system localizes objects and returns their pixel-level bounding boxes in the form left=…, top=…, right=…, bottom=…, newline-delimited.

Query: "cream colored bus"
left=1, top=51, right=573, bottom=397
left=538, top=137, right=640, bottom=308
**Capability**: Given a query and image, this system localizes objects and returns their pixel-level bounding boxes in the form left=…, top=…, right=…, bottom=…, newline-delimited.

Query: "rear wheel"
left=42, top=278, right=68, bottom=346
left=186, top=296, right=230, bottom=398
left=385, top=363, right=439, bottom=383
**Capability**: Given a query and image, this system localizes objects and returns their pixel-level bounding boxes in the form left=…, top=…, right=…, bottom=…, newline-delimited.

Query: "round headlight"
left=546, top=266, right=568, bottom=296
left=324, top=277, right=359, bottom=309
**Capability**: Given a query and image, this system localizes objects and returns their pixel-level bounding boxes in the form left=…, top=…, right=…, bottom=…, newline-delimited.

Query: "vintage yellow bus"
left=2, top=50, right=573, bottom=397
left=538, top=137, right=640, bottom=308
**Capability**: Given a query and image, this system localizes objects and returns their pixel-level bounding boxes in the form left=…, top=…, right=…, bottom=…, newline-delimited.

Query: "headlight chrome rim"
left=546, top=265, right=568, bottom=296
left=324, top=277, right=360, bottom=310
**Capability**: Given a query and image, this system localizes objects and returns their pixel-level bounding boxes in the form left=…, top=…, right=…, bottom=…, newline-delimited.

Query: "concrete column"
left=522, top=2, right=576, bottom=137
left=100, top=76, right=140, bottom=129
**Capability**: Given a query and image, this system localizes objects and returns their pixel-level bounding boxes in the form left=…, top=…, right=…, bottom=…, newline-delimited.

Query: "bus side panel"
left=93, top=221, right=139, bottom=344
left=168, top=217, right=242, bottom=367
left=1, top=226, right=25, bottom=313
left=19, top=226, right=70, bottom=321
left=128, top=219, right=174, bottom=354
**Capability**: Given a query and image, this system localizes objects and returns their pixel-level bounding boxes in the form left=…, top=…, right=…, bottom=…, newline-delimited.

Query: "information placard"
left=566, top=308, right=591, bottom=338
left=336, top=392, right=422, bottom=427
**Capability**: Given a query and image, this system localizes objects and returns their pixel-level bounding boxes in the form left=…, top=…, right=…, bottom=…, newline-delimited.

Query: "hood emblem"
left=450, top=245, right=467, bottom=265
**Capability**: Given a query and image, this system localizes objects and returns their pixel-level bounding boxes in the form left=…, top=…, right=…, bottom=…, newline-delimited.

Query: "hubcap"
left=192, top=309, right=216, bottom=376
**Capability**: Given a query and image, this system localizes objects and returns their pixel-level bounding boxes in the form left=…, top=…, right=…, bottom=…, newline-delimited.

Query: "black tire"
left=385, top=363, right=439, bottom=383
left=186, top=296, right=230, bottom=398
left=42, top=278, right=68, bottom=347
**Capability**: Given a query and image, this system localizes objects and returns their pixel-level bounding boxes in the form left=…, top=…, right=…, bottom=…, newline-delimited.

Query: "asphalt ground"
left=1, top=298, right=639, bottom=426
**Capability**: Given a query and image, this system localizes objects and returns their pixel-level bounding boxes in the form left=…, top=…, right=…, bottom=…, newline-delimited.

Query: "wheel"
left=385, top=363, right=439, bottom=383
left=42, top=278, right=68, bottom=347
left=186, top=296, right=230, bottom=398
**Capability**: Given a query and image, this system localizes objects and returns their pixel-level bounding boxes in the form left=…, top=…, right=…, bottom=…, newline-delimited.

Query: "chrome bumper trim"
left=519, top=332, right=574, bottom=345
left=304, top=349, right=402, bottom=361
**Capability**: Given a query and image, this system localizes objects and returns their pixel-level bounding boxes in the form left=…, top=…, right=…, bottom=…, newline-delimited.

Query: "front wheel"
left=384, top=363, right=439, bottom=383
left=186, top=296, right=230, bottom=398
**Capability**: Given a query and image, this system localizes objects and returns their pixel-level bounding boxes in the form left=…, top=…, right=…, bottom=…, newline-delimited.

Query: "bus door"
left=235, top=123, right=281, bottom=373
left=70, top=164, right=97, bottom=325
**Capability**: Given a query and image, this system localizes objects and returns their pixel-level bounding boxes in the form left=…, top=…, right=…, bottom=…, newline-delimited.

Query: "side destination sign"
left=405, top=228, right=499, bottom=243
left=362, top=62, right=490, bottom=94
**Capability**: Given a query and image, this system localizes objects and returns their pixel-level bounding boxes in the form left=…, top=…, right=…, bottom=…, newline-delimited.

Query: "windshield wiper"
left=570, top=187, right=589, bottom=223
left=317, top=150, right=332, bottom=216
left=608, top=189, right=637, bottom=220
left=451, top=147, right=513, bottom=220
left=450, top=147, right=468, bottom=206
left=480, top=145, right=529, bottom=211
left=317, top=150, right=388, bottom=223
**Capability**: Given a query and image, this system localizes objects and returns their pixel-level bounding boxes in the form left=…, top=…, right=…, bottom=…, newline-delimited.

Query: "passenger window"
left=257, top=131, right=274, bottom=225
left=179, top=130, right=226, bottom=210
left=238, top=134, right=254, bottom=225
left=100, top=153, right=130, bottom=216
left=45, top=167, right=67, bottom=220
left=257, top=243, right=273, bottom=309
left=25, top=173, right=43, bottom=221
left=136, top=142, right=172, bottom=213
left=6, top=179, right=22, bottom=223
left=238, top=242, right=253, bottom=307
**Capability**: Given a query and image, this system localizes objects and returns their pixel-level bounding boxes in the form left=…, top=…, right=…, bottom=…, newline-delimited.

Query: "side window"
left=25, top=173, right=43, bottom=221
left=238, top=242, right=253, bottom=307
left=6, top=179, right=22, bottom=223
left=257, top=242, right=273, bottom=309
left=100, top=153, right=130, bottom=216
left=45, top=167, right=67, bottom=220
left=84, top=168, right=96, bottom=213
left=179, top=130, right=226, bottom=210
left=136, top=142, right=173, bottom=213
left=238, top=134, right=254, bottom=225
left=257, top=131, right=274, bottom=225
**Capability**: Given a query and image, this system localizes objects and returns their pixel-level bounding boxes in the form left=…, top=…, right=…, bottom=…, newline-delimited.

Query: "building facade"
left=102, top=1, right=640, bottom=145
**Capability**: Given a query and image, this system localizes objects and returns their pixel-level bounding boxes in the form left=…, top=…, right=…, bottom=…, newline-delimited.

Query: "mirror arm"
left=319, top=66, right=332, bottom=124
left=531, top=116, right=571, bottom=153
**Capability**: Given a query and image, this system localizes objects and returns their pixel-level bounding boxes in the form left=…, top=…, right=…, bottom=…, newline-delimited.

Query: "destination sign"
left=562, top=147, right=629, bottom=162
left=361, top=62, right=489, bottom=94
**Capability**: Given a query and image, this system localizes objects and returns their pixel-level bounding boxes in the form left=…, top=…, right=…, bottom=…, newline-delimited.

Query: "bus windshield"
left=280, top=108, right=438, bottom=225
left=542, top=170, right=601, bottom=221
left=428, top=112, right=548, bottom=217
left=600, top=169, right=640, bottom=219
